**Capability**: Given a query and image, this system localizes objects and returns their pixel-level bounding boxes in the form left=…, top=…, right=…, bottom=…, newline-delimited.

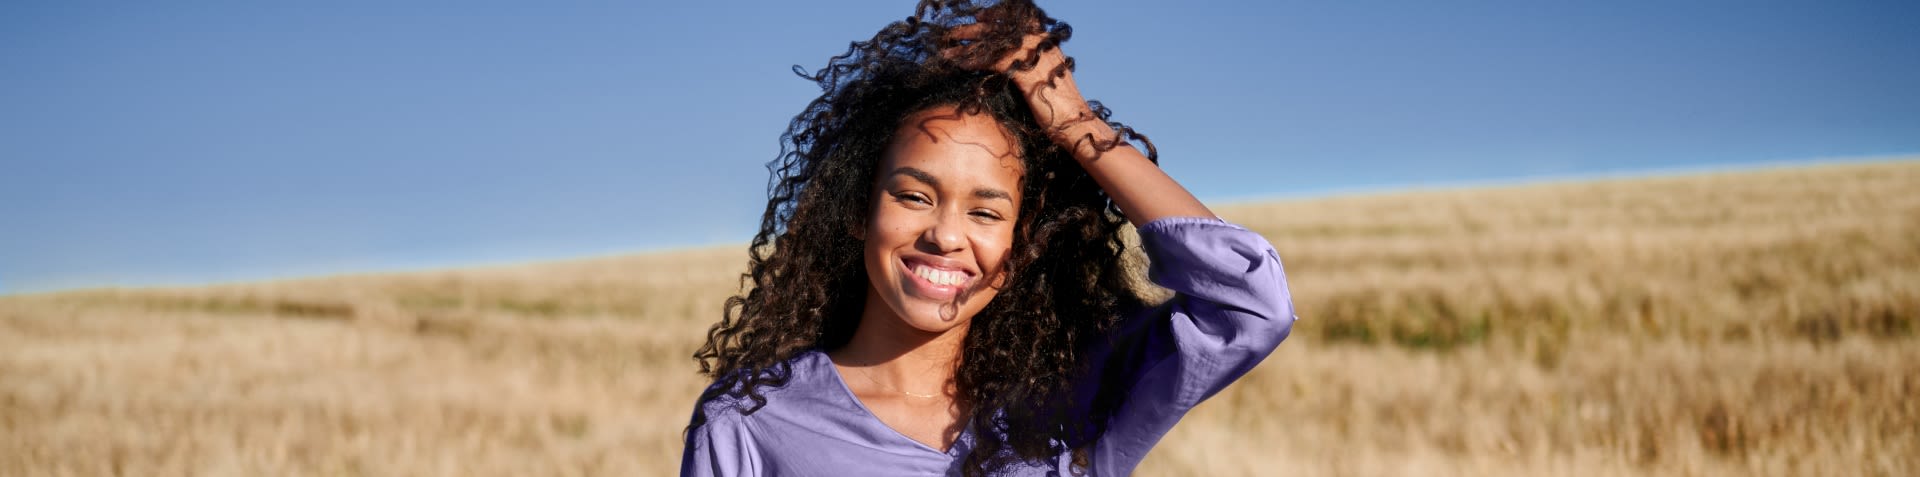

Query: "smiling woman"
left=861, top=106, right=1024, bottom=330
left=682, top=1, right=1296, bottom=475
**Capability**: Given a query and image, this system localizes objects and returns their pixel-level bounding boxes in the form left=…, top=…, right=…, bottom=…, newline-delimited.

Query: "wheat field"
left=3, top=159, right=1916, bottom=476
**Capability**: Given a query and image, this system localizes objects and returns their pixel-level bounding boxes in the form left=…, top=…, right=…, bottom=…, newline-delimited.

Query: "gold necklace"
left=853, top=365, right=942, bottom=399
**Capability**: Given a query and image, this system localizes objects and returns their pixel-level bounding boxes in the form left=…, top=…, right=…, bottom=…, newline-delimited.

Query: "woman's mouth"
left=914, top=264, right=967, bottom=286
left=900, top=257, right=973, bottom=300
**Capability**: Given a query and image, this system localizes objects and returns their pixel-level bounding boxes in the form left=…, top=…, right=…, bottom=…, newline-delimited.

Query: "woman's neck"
left=827, top=292, right=969, bottom=397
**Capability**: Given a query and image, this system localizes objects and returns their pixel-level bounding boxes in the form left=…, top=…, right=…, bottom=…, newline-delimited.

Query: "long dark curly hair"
left=689, top=1, right=1161, bottom=474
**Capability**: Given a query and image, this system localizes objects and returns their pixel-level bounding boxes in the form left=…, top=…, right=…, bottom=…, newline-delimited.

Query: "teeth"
left=914, top=265, right=964, bottom=287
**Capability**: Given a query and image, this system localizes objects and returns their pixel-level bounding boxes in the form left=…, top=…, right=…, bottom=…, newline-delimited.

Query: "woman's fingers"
left=945, top=22, right=985, bottom=40
left=937, top=44, right=992, bottom=70
left=936, top=23, right=988, bottom=67
left=936, top=22, right=1054, bottom=73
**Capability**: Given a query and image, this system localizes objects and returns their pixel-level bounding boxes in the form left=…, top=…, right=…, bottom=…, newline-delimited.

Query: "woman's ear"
left=850, top=221, right=866, bottom=241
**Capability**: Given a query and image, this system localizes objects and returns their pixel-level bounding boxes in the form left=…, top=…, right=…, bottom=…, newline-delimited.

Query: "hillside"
left=3, top=159, right=1915, bottom=476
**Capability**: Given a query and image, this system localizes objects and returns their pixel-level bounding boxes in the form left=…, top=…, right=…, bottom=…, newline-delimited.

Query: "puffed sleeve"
left=680, top=402, right=764, bottom=477
left=1087, top=216, right=1297, bottom=474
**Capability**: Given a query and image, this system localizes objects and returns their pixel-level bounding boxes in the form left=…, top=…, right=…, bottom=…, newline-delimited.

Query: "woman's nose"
left=921, top=210, right=967, bottom=253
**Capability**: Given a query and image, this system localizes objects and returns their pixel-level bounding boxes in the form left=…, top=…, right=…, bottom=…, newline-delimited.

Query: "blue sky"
left=4, top=0, right=1918, bottom=294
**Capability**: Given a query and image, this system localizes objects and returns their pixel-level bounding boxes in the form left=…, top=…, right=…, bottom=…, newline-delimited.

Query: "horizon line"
left=5, top=152, right=1914, bottom=297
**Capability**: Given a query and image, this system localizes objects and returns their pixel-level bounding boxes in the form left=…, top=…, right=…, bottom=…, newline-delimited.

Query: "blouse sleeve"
left=1088, top=216, right=1297, bottom=474
left=680, top=403, right=764, bottom=477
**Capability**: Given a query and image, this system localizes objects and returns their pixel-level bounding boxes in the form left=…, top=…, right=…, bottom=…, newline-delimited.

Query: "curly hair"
left=689, top=1, right=1162, bottom=474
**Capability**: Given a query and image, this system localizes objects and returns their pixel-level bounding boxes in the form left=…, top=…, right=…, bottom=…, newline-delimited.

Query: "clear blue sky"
left=4, top=1, right=1918, bottom=294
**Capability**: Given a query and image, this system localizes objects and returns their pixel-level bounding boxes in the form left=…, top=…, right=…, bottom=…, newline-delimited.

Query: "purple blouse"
left=681, top=217, right=1297, bottom=476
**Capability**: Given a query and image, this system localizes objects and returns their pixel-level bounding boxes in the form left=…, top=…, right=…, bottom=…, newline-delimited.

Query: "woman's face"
left=861, top=105, right=1024, bottom=335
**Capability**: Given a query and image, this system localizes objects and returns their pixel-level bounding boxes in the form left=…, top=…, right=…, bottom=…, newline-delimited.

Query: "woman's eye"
left=971, top=210, right=1005, bottom=221
left=895, top=192, right=930, bottom=205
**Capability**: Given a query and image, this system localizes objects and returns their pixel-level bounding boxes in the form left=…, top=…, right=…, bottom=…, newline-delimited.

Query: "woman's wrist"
left=1057, top=118, right=1124, bottom=164
left=1012, top=68, right=1119, bottom=161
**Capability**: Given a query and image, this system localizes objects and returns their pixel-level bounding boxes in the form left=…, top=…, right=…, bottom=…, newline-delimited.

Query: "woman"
left=682, top=1, right=1295, bottom=475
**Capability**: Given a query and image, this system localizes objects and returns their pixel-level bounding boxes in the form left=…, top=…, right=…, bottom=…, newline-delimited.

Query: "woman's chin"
left=898, top=302, right=971, bottom=330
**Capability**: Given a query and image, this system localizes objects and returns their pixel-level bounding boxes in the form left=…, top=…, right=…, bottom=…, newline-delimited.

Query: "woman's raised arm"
left=948, top=17, right=1216, bottom=226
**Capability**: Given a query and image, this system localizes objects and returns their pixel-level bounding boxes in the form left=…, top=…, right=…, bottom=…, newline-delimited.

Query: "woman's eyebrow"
left=888, top=166, right=1012, bottom=204
left=888, top=167, right=940, bottom=188
left=973, top=187, right=1012, bottom=203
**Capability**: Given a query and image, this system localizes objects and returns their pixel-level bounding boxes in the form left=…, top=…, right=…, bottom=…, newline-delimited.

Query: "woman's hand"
left=940, top=21, right=1111, bottom=160
left=938, top=12, right=1216, bottom=225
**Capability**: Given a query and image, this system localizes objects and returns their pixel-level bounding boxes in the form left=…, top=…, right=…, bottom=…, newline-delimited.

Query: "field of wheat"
left=3, top=159, right=1916, bottom=476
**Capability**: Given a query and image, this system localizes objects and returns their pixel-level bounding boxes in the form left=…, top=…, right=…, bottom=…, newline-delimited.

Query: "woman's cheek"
left=981, top=239, right=1013, bottom=289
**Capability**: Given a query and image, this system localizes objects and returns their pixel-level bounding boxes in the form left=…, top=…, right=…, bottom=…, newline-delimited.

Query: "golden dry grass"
left=3, top=159, right=1916, bottom=476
